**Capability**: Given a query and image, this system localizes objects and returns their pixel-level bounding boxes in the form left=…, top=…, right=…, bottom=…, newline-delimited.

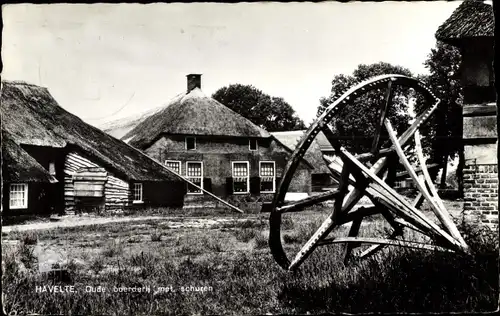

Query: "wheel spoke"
left=338, top=147, right=463, bottom=251
left=358, top=230, right=401, bottom=259
left=277, top=189, right=341, bottom=213
left=267, top=74, right=465, bottom=271
left=398, top=100, right=440, bottom=146
left=355, top=102, right=440, bottom=162
left=385, top=120, right=467, bottom=250
left=342, top=218, right=363, bottom=265
left=371, top=80, right=393, bottom=155
left=414, top=131, right=468, bottom=249
left=317, top=237, right=455, bottom=252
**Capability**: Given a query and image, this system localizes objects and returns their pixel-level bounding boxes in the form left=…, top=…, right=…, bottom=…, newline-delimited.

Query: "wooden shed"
left=1, top=81, right=186, bottom=215
left=435, top=0, right=497, bottom=225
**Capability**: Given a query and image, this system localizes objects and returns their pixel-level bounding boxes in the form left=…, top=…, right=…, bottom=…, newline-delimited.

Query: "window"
left=186, top=137, right=196, bottom=150
left=186, top=162, right=203, bottom=194
left=249, top=139, right=258, bottom=151
left=165, top=160, right=181, bottom=174
left=133, top=183, right=143, bottom=203
left=232, top=161, right=249, bottom=194
left=260, top=161, right=276, bottom=193
left=49, top=162, right=56, bottom=176
left=9, top=183, right=28, bottom=209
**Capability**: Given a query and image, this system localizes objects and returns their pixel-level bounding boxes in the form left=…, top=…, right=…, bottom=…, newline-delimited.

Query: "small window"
left=249, top=139, right=258, bottom=151
left=165, top=160, right=181, bottom=174
left=49, top=162, right=56, bottom=176
left=232, top=161, right=249, bottom=194
left=260, top=161, right=276, bottom=193
left=186, top=162, right=203, bottom=194
left=186, top=137, right=196, bottom=150
left=133, top=183, right=143, bottom=203
left=9, top=183, right=28, bottom=209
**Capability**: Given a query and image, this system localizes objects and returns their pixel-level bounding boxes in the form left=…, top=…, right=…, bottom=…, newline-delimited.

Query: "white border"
left=231, top=161, right=250, bottom=194
left=259, top=161, right=276, bottom=193
left=186, top=161, right=203, bottom=195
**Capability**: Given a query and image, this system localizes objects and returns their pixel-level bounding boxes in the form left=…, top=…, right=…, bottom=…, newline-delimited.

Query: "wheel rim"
left=268, top=74, right=468, bottom=271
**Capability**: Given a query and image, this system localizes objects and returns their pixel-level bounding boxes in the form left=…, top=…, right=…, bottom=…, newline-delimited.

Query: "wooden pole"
left=120, top=140, right=244, bottom=214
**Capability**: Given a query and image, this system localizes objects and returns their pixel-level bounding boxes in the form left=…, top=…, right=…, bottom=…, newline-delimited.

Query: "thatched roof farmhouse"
left=105, top=74, right=314, bottom=208
left=1, top=81, right=185, bottom=215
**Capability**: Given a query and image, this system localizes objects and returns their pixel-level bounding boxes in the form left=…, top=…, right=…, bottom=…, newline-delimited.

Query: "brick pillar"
left=463, top=163, right=498, bottom=225
left=462, top=104, right=498, bottom=228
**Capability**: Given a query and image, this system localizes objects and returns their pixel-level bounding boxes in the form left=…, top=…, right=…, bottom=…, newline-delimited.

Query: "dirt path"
left=2, top=215, right=248, bottom=233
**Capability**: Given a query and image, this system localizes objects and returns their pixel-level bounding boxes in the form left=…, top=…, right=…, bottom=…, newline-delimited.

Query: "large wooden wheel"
left=267, top=74, right=469, bottom=271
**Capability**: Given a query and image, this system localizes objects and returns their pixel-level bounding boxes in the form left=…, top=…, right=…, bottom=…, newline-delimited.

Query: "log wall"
left=63, top=151, right=131, bottom=211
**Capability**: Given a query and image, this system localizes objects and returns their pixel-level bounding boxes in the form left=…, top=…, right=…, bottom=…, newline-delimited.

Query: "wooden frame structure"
left=266, top=74, right=470, bottom=271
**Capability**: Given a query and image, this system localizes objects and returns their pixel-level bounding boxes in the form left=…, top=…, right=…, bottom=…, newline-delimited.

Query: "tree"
left=316, top=62, right=414, bottom=154
left=415, top=42, right=463, bottom=192
left=212, top=84, right=306, bottom=132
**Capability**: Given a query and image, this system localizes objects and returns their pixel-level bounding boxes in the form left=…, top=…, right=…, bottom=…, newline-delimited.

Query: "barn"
left=112, top=74, right=314, bottom=207
left=1, top=81, right=185, bottom=215
left=270, top=130, right=335, bottom=193
left=435, top=0, right=497, bottom=226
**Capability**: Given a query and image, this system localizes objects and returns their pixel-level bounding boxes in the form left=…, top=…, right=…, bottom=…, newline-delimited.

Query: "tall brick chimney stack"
left=187, top=74, right=202, bottom=93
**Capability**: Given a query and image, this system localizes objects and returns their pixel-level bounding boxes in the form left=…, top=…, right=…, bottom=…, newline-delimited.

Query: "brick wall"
left=463, top=164, right=498, bottom=225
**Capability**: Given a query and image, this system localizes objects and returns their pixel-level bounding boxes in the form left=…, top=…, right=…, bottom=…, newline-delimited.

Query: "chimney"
left=187, top=74, right=202, bottom=93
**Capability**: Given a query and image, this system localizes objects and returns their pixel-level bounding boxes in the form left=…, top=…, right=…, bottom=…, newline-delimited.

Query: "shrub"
left=20, top=231, right=38, bottom=245
left=204, top=238, right=224, bottom=252
left=234, top=228, right=258, bottom=242
left=18, top=242, right=37, bottom=270
left=151, top=230, right=163, bottom=242
left=254, top=233, right=268, bottom=249
left=101, top=241, right=123, bottom=258
left=460, top=222, right=499, bottom=255
left=283, top=234, right=300, bottom=244
left=281, top=217, right=295, bottom=230
left=91, top=256, right=105, bottom=275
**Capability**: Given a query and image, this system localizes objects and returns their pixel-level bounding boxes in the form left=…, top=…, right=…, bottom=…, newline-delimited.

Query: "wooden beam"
left=371, top=80, right=393, bottom=155
left=318, top=237, right=455, bottom=253
left=357, top=230, right=401, bottom=259
left=277, top=189, right=341, bottom=213
left=338, top=147, right=463, bottom=251
left=395, top=163, right=439, bottom=178
left=414, top=131, right=468, bottom=250
left=119, top=140, right=244, bottom=214
left=342, top=218, right=363, bottom=265
left=385, top=119, right=467, bottom=250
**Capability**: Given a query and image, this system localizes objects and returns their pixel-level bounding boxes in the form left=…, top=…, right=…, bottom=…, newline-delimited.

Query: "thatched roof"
left=271, top=130, right=331, bottom=174
left=2, top=131, right=56, bottom=183
left=123, top=88, right=271, bottom=149
left=435, top=0, right=494, bottom=44
left=1, top=81, right=179, bottom=182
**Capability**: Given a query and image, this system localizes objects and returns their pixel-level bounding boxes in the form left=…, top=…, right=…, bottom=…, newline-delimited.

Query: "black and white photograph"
left=1, top=1, right=498, bottom=314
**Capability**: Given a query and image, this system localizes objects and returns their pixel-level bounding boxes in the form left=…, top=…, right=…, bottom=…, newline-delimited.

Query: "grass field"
left=2, top=203, right=498, bottom=315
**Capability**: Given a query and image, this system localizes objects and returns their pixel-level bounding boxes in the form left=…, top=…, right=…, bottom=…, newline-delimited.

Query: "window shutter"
left=226, top=177, right=234, bottom=195
left=250, top=177, right=261, bottom=195
left=203, top=178, right=212, bottom=193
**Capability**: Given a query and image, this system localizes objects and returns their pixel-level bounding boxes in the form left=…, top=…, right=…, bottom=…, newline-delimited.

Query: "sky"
left=2, top=1, right=464, bottom=127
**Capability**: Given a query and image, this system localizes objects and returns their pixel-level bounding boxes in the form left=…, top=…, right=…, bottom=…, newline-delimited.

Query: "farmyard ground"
left=2, top=200, right=498, bottom=315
